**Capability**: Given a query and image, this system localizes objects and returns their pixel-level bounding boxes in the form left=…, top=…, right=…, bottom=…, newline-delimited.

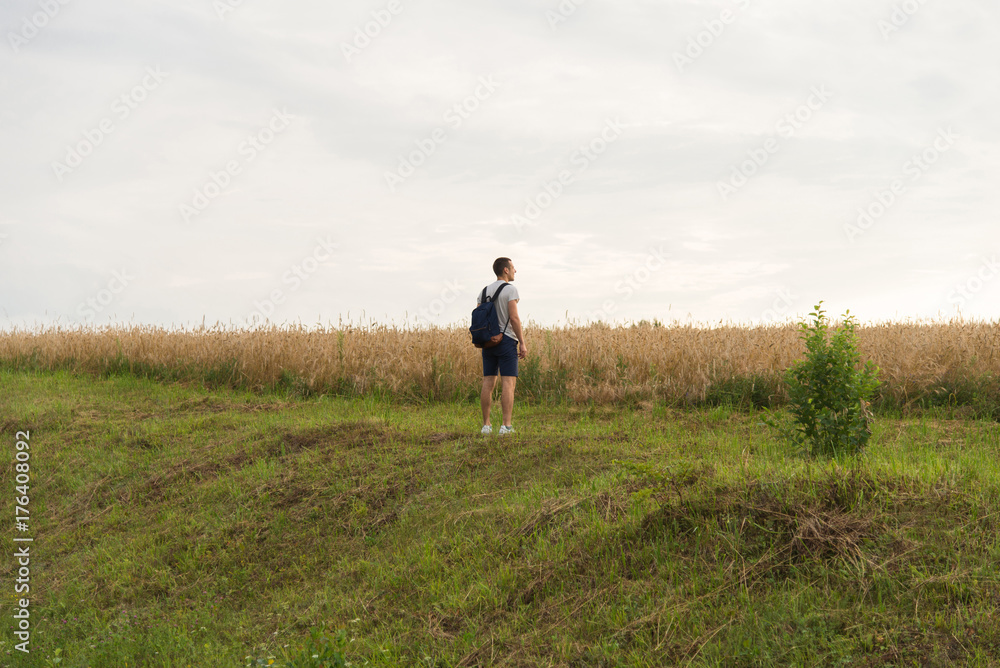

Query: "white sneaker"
left=499, top=425, right=515, bottom=435
left=481, top=425, right=492, bottom=434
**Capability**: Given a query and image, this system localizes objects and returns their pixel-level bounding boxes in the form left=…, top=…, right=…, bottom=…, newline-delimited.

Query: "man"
left=478, top=257, right=528, bottom=435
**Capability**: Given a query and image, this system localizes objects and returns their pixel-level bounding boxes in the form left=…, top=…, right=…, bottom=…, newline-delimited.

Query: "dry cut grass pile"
left=2, top=318, right=1000, bottom=406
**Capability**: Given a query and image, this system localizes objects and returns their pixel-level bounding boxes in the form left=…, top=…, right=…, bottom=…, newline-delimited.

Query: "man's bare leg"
left=481, top=374, right=498, bottom=426
left=501, top=375, right=517, bottom=427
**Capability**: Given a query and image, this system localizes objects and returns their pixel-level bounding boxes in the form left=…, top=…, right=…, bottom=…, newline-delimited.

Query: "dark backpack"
left=469, top=282, right=510, bottom=349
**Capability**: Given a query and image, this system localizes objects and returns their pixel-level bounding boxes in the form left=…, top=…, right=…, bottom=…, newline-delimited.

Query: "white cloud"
left=2, top=0, right=999, bottom=329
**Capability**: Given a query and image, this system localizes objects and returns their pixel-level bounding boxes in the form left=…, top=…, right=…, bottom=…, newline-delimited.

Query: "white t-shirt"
left=476, top=280, right=520, bottom=341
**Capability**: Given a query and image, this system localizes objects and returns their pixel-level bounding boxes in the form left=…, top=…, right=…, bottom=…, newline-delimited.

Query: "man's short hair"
left=493, top=257, right=512, bottom=278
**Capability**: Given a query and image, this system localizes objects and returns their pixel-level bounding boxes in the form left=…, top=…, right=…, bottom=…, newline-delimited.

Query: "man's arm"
left=507, top=299, right=528, bottom=358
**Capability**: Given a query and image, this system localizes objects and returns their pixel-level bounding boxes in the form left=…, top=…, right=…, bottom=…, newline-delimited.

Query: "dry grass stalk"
left=2, top=317, right=999, bottom=405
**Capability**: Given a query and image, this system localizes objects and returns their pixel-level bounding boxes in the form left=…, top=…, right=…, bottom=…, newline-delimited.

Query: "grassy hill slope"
left=2, top=368, right=1000, bottom=667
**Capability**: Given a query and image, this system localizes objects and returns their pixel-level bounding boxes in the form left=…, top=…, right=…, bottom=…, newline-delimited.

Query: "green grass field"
left=2, top=368, right=1000, bottom=667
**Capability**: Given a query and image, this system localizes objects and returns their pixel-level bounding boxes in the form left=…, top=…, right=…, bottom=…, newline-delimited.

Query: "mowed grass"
left=2, top=368, right=1000, bottom=667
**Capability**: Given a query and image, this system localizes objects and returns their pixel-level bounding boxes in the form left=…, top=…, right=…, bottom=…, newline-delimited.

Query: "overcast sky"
left=1, top=0, right=998, bottom=331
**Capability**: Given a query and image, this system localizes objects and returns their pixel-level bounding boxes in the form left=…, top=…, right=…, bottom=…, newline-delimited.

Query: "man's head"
left=493, top=257, right=515, bottom=281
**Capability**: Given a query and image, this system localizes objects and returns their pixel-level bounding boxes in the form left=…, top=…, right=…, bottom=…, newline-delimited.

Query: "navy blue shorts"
left=482, top=336, right=518, bottom=377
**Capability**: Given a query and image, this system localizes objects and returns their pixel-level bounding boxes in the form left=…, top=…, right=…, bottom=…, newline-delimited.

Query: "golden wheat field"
left=2, top=319, right=1000, bottom=407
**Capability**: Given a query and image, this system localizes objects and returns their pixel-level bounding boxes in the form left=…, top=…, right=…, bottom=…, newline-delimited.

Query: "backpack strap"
left=490, top=282, right=511, bottom=335
left=483, top=282, right=508, bottom=302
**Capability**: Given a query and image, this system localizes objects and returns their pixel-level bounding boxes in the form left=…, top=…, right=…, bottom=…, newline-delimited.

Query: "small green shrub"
left=784, top=302, right=881, bottom=457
